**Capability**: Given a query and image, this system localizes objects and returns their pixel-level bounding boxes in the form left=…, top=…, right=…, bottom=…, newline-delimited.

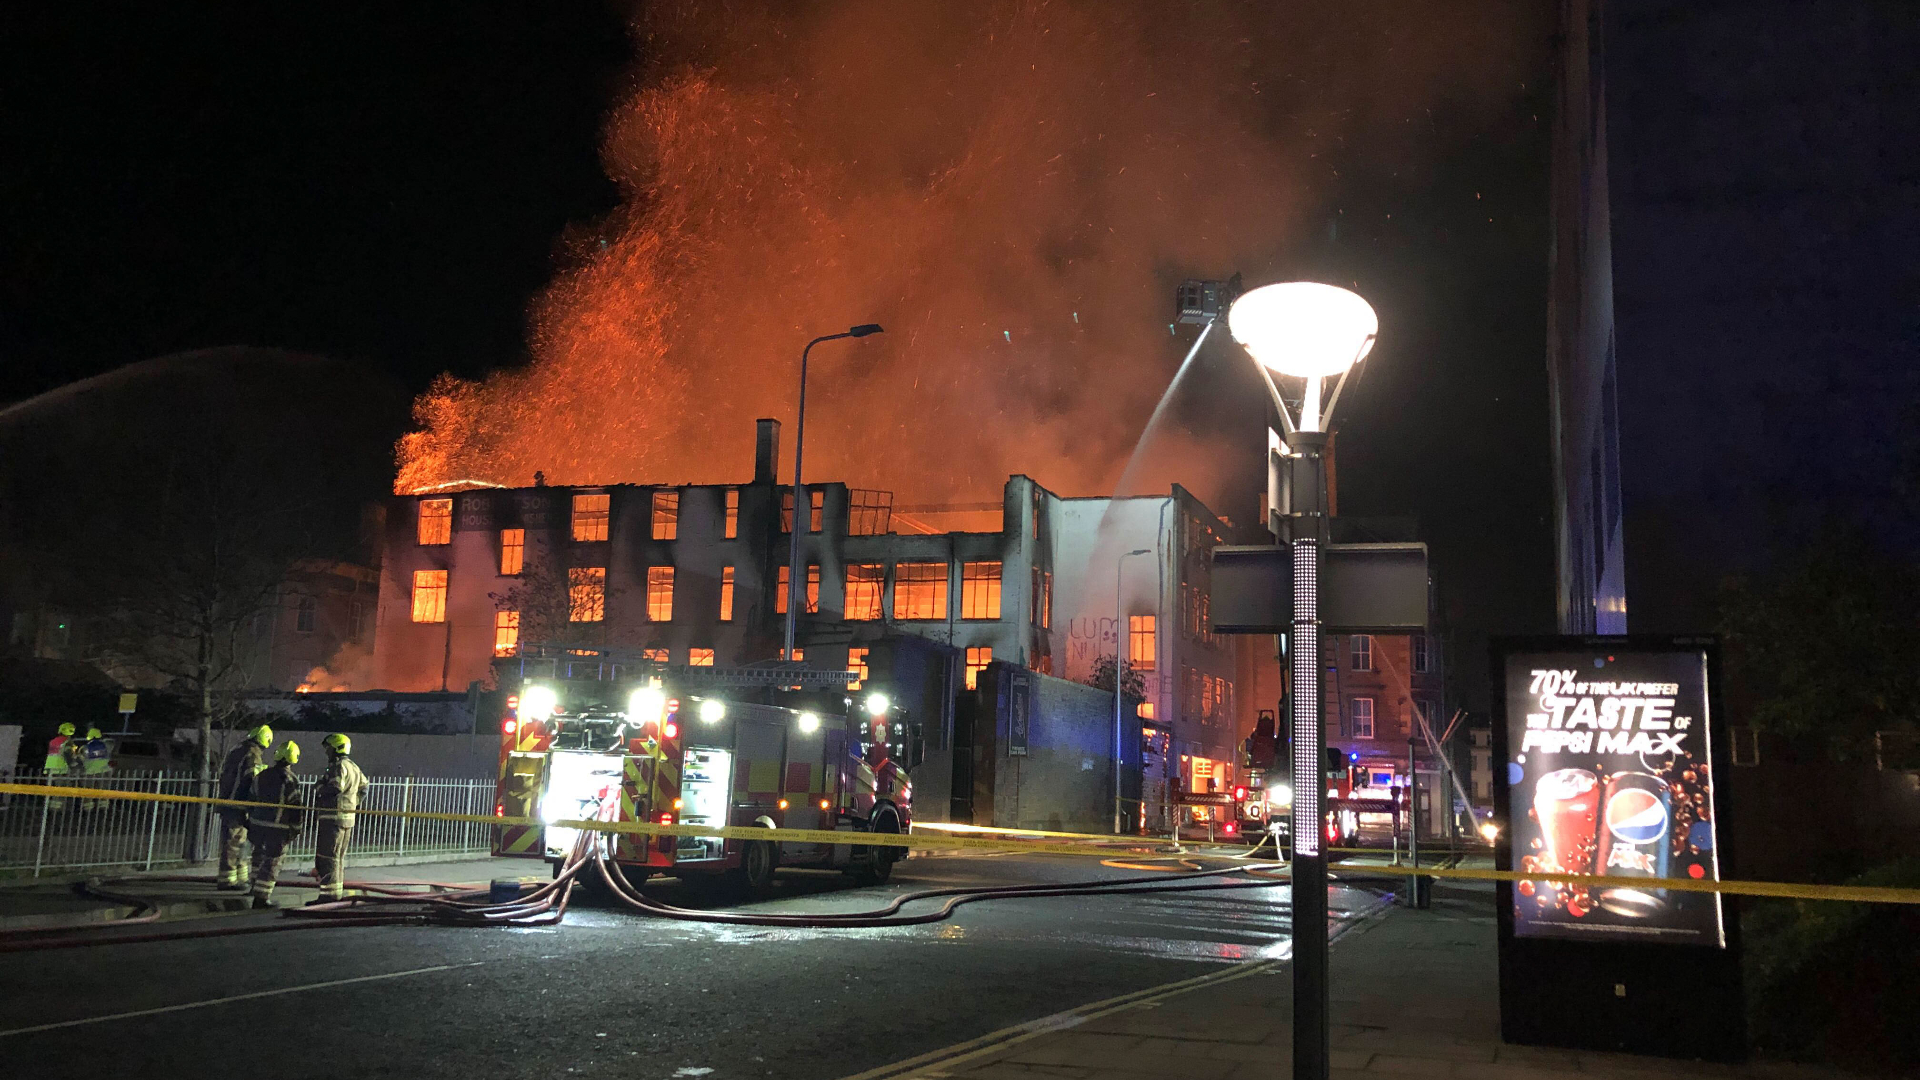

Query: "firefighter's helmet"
left=322, top=733, right=351, bottom=757
left=250, top=725, right=273, bottom=747
left=58, top=723, right=75, bottom=737
left=276, top=741, right=300, bottom=765
left=86, top=728, right=102, bottom=741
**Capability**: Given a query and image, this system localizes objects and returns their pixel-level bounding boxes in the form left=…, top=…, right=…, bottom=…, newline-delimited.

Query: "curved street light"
left=786, top=324, right=884, bottom=663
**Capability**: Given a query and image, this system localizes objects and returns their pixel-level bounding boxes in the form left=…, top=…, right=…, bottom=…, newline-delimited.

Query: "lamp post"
left=1115, top=547, right=1150, bottom=834
left=786, top=324, right=883, bottom=664
left=1226, top=281, right=1377, bottom=1080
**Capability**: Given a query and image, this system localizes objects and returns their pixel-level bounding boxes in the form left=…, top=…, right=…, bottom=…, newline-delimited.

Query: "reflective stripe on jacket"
left=247, top=764, right=304, bottom=831
left=315, top=756, right=368, bottom=829
left=219, top=743, right=267, bottom=801
left=81, top=740, right=112, bottom=775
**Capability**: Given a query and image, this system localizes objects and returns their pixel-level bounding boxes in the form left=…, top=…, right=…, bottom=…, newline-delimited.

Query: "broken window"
left=775, top=564, right=819, bottom=615
left=568, top=567, right=605, bottom=622
left=499, top=529, right=524, bottom=576
left=571, top=493, right=610, bottom=542
left=417, top=499, right=452, bottom=545
left=810, top=490, right=824, bottom=532
left=642, top=648, right=670, bottom=663
left=719, top=566, right=735, bottom=622
left=647, top=567, right=674, bottom=622
left=893, top=562, right=948, bottom=621
left=961, top=561, right=1002, bottom=620
left=1129, top=615, right=1156, bottom=672
left=845, top=564, right=884, bottom=620
left=689, top=647, right=715, bottom=667
left=1030, top=568, right=1053, bottom=629
left=965, top=646, right=992, bottom=690
left=725, top=488, right=739, bottom=539
left=848, top=489, right=892, bottom=535
left=847, top=647, right=869, bottom=690
left=494, top=611, right=520, bottom=656
left=348, top=601, right=368, bottom=643
left=652, top=490, right=679, bottom=540
left=410, top=570, right=447, bottom=623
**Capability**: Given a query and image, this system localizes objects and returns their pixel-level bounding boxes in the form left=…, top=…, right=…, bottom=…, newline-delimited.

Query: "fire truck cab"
left=493, top=647, right=913, bottom=893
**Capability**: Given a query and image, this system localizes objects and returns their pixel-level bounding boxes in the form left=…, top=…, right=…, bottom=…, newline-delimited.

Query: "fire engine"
left=492, top=646, right=914, bottom=893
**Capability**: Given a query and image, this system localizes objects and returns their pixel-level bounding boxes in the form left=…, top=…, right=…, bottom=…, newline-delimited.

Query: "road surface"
left=4, top=852, right=1389, bottom=1080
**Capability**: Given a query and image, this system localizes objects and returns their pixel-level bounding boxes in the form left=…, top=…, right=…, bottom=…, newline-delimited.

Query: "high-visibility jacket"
left=218, top=743, right=267, bottom=802
left=247, top=765, right=305, bottom=832
left=315, top=756, right=368, bottom=830
left=80, top=739, right=113, bottom=776
left=44, top=736, right=71, bottom=775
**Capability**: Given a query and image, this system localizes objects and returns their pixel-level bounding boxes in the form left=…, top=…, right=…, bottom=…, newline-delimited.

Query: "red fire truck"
left=493, top=646, right=913, bottom=893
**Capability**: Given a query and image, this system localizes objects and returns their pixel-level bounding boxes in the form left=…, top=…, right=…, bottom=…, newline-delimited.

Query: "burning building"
left=372, top=420, right=1257, bottom=824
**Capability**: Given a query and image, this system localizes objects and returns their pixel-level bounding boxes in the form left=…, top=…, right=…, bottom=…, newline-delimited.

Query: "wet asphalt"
left=0, top=852, right=1388, bottom=1080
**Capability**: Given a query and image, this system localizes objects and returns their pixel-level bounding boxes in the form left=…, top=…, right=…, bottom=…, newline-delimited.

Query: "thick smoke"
left=398, top=1, right=1525, bottom=504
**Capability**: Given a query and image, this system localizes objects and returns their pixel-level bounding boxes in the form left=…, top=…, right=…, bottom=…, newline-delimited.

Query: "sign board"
left=1210, top=543, right=1429, bottom=634
left=1490, top=636, right=1744, bottom=1062
left=1007, top=672, right=1031, bottom=757
left=117, top=693, right=138, bottom=715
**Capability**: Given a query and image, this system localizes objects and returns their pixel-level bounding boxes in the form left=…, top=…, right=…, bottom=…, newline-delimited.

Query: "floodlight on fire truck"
left=520, top=684, right=558, bottom=723
left=629, top=686, right=667, bottom=726
left=797, top=711, right=821, bottom=734
left=1268, top=783, right=1292, bottom=807
left=864, top=692, right=890, bottom=718
left=698, top=699, right=725, bottom=724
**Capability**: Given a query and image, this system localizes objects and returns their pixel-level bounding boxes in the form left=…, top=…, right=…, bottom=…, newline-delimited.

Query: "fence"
left=0, top=768, right=496, bottom=878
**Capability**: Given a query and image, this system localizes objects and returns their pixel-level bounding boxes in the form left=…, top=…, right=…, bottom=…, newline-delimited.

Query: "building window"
left=725, top=488, right=739, bottom=539
left=1350, top=634, right=1374, bottom=672
left=961, top=561, right=1002, bottom=620
left=568, top=567, right=605, bottom=622
left=719, top=566, right=735, bottom=621
left=810, top=490, right=823, bottom=532
left=1182, top=667, right=1199, bottom=720
left=893, top=562, right=948, bottom=620
left=642, top=648, right=670, bottom=663
left=965, top=646, right=992, bottom=690
left=1731, top=727, right=1760, bottom=766
left=295, top=596, right=316, bottom=633
left=1201, top=674, right=1215, bottom=724
left=780, top=490, right=794, bottom=533
left=647, top=567, right=675, bottom=622
left=410, top=570, right=447, bottom=623
left=1030, top=568, right=1052, bottom=628
left=689, top=647, right=715, bottom=667
left=494, top=611, right=520, bottom=656
left=348, top=601, right=368, bottom=643
left=783, top=647, right=806, bottom=662
left=571, top=493, right=610, bottom=542
left=1351, top=697, right=1375, bottom=739
left=848, top=489, right=891, bottom=535
left=652, top=490, right=679, bottom=540
left=845, top=564, right=884, bottom=620
left=1137, top=701, right=1155, bottom=720
left=775, top=565, right=819, bottom=615
left=499, top=529, right=524, bottom=576
left=1412, top=633, right=1430, bottom=673
left=847, top=647, right=869, bottom=690
left=417, top=498, right=452, bottom=545
left=1130, top=615, right=1156, bottom=672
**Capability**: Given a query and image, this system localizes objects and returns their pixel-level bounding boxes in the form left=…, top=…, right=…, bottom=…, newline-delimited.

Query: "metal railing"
left=0, top=768, right=496, bottom=878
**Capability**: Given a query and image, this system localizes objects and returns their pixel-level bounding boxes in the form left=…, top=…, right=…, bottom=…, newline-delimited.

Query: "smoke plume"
left=397, top=1, right=1526, bottom=505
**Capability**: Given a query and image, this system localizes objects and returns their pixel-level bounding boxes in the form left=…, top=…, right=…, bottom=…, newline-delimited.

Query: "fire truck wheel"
left=848, top=810, right=900, bottom=885
left=735, top=840, right=778, bottom=897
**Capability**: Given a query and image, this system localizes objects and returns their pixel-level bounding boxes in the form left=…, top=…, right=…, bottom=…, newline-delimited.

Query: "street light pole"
left=1225, top=281, right=1377, bottom=1080
left=1115, top=547, right=1150, bottom=834
left=785, top=324, right=883, bottom=664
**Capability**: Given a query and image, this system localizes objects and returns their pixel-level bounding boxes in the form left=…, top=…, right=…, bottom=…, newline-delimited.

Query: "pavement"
left=867, top=880, right=1874, bottom=1080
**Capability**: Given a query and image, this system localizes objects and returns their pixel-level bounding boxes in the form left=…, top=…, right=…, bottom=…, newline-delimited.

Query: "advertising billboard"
left=1502, top=645, right=1725, bottom=947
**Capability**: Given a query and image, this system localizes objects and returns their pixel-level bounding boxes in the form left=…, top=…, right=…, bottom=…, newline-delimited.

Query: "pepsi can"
left=1596, top=772, right=1672, bottom=917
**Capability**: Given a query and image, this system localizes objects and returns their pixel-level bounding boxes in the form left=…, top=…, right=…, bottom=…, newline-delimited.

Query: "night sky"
left=6, top=4, right=1578, bottom=709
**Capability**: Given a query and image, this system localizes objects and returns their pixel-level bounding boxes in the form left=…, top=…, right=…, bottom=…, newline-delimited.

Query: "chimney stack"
left=754, top=418, right=781, bottom=484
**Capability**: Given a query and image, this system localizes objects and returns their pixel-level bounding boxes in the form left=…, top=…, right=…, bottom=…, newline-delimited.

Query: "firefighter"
left=78, top=728, right=113, bottom=810
left=44, top=723, right=76, bottom=811
left=308, top=733, right=367, bottom=905
left=247, top=741, right=305, bottom=910
left=217, top=726, right=273, bottom=890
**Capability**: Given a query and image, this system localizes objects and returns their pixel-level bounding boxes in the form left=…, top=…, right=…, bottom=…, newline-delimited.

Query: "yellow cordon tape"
left=7, top=783, right=1916, bottom=905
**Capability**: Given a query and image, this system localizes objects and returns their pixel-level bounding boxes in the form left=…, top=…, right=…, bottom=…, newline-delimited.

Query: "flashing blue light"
left=1350, top=752, right=1359, bottom=762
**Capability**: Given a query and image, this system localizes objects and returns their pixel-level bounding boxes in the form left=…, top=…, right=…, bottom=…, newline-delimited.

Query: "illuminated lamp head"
left=864, top=692, right=890, bottom=718
left=520, top=684, right=558, bottom=723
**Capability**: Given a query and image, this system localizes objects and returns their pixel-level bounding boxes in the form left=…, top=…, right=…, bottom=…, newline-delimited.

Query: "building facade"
left=372, top=420, right=1259, bottom=822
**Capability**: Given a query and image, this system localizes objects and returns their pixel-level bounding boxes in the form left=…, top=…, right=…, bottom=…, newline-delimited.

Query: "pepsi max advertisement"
left=1504, top=647, right=1726, bottom=947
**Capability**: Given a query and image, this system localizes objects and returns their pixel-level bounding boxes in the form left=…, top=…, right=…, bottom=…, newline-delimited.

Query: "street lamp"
left=786, top=324, right=884, bottom=664
left=1115, top=547, right=1150, bottom=834
left=1226, top=280, right=1376, bottom=1080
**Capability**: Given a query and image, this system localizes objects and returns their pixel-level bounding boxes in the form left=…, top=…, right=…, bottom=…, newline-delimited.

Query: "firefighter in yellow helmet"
left=246, top=740, right=305, bottom=909
left=216, top=726, right=273, bottom=889
left=43, top=723, right=76, bottom=811
left=78, top=727, right=112, bottom=810
left=308, top=733, right=368, bottom=905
